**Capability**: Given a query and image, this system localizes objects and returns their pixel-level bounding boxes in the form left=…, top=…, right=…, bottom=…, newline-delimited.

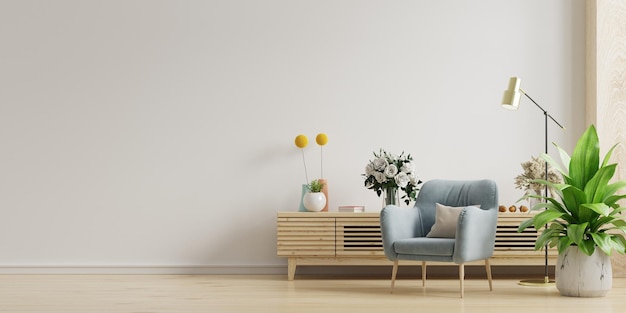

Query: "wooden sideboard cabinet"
left=493, top=212, right=557, bottom=264
left=277, top=212, right=387, bottom=280
left=277, top=212, right=555, bottom=280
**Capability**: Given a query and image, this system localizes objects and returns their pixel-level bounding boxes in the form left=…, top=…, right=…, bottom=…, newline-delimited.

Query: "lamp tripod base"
left=519, top=276, right=555, bottom=287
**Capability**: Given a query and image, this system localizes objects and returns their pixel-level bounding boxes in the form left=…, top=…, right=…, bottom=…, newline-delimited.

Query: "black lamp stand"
left=518, top=91, right=565, bottom=286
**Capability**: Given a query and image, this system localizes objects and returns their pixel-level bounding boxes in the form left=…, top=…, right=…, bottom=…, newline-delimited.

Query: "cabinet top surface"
left=277, top=211, right=380, bottom=217
left=277, top=211, right=534, bottom=218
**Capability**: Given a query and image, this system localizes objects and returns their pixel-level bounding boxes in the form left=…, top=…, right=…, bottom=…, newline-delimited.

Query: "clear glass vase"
left=383, top=186, right=398, bottom=207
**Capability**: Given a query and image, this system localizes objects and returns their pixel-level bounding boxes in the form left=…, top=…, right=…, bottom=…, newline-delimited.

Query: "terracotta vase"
left=319, top=178, right=328, bottom=212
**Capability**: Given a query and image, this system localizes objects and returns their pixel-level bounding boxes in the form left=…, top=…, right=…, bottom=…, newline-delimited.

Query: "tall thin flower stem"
left=320, top=147, right=324, bottom=178
left=301, top=149, right=309, bottom=184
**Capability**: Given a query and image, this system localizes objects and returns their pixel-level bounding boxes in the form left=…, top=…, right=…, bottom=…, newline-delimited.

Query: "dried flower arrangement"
left=514, top=155, right=562, bottom=196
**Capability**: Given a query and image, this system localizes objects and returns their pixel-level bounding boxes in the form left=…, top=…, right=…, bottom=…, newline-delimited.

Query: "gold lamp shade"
left=502, top=77, right=522, bottom=110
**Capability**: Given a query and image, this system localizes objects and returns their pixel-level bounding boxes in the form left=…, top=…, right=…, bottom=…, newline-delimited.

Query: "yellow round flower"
left=315, top=133, right=328, bottom=146
left=294, top=135, right=308, bottom=148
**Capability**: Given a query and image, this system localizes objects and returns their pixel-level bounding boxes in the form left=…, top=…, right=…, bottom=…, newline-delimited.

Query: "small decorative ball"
left=295, top=135, right=308, bottom=148
left=519, top=205, right=529, bottom=212
left=508, top=205, right=517, bottom=212
left=316, top=133, right=328, bottom=146
left=499, top=205, right=507, bottom=212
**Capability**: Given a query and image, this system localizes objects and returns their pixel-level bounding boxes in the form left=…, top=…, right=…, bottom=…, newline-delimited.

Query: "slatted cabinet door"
left=495, top=213, right=556, bottom=264
left=277, top=216, right=335, bottom=257
left=335, top=217, right=384, bottom=257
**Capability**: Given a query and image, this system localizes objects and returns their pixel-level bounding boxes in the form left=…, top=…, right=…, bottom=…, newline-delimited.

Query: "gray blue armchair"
left=380, top=179, right=498, bottom=298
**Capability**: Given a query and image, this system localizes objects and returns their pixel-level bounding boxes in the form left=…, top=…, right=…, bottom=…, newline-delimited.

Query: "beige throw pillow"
left=426, top=203, right=479, bottom=238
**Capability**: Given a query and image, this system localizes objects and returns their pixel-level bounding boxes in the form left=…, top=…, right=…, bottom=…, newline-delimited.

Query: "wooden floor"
left=0, top=275, right=624, bottom=312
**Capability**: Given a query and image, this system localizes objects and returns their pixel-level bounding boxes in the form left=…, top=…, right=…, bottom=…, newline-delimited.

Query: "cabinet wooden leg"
left=288, top=258, right=297, bottom=281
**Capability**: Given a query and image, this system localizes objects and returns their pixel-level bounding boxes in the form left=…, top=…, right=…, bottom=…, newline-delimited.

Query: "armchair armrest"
left=453, top=206, right=498, bottom=264
left=380, top=205, right=421, bottom=261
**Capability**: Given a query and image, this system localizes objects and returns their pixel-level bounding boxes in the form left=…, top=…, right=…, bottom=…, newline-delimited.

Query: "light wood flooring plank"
left=0, top=275, right=624, bottom=313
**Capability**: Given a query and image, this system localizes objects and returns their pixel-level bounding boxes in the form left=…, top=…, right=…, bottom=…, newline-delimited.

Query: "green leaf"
left=569, top=125, right=600, bottom=190
left=557, top=236, right=573, bottom=254
left=548, top=184, right=566, bottom=201
left=518, top=218, right=535, bottom=233
left=532, top=209, right=565, bottom=230
left=543, top=197, right=577, bottom=224
left=603, top=181, right=626, bottom=201
left=591, top=233, right=613, bottom=256
left=581, top=203, right=611, bottom=217
left=584, top=164, right=616, bottom=203
left=559, top=185, right=587, bottom=221
left=535, top=228, right=561, bottom=250
left=611, top=235, right=626, bottom=254
left=601, top=143, right=619, bottom=167
left=579, top=239, right=596, bottom=256
left=591, top=216, right=617, bottom=233
left=541, top=152, right=566, bottom=176
left=555, top=143, right=571, bottom=174
left=604, top=194, right=626, bottom=207
left=610, top=206, right=626, bottom=216
left=567, top=223, right=588, bottom=246
left=611, top=223, right=626, bottom=233
left=612, top=219, right=626, bottom=228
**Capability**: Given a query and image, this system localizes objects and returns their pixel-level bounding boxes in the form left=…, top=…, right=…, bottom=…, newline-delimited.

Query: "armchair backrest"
left=414, top=179, right=498, bottom=236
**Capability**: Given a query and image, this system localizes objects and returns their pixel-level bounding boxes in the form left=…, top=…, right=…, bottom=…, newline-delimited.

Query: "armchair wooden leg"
left=421, top=261, right=426, bottom=287
left=390, top=260, right=398, bottom=293
left=485, top=259, right=493, bottom=291
left=459, top=264, right=465, bottom=299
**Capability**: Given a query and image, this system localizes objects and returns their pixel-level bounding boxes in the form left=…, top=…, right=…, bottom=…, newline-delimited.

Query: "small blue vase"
left=298, top=184, right=310, bottom=212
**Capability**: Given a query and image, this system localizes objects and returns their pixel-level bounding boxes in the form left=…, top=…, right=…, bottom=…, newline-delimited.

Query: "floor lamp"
left=501, top=77, right=565, bottom=286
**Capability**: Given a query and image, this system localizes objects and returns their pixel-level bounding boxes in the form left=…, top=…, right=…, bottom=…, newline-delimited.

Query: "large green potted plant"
left=518, top=124, right=626, bottom=297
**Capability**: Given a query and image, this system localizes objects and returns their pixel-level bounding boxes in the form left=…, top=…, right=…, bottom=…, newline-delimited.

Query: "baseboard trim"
left=0, top=264, right=557, bottom=278
left=0, top=265, right=287, bottom=275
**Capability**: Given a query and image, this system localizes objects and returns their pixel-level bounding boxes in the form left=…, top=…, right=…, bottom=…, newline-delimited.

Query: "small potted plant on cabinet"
left=518, top=125, right=626, bottom=297
left=303, top=179, right=326, bottom=212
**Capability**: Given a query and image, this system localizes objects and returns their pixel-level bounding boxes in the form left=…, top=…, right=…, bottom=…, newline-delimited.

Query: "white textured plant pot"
left=556, top=246, right=612, bottom=297
left=303, top=192, right=326, bottom=212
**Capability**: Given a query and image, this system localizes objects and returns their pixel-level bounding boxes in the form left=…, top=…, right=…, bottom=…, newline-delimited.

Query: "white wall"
left=0, top=0, right=585, bottom=273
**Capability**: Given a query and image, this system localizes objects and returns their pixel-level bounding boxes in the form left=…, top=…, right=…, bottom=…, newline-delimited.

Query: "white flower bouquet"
left=363, top=149, right=422, bottom=205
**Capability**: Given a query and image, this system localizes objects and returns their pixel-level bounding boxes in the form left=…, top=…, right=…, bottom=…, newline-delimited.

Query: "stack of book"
left=338, top=205, right=365, bottom=212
